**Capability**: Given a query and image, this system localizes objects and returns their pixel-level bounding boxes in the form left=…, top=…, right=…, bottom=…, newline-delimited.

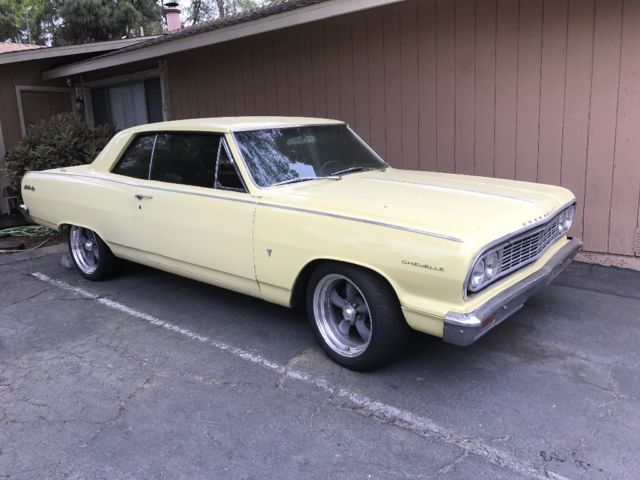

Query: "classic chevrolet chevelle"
left=20, top=117, right=582, bottom=369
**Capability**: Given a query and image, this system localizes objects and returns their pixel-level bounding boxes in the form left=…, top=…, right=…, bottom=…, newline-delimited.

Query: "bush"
left=2, top=113, right=114, bottom=193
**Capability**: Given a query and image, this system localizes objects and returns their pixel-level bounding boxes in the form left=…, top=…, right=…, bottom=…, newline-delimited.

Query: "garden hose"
left=0, top=225, right=54, bottom=238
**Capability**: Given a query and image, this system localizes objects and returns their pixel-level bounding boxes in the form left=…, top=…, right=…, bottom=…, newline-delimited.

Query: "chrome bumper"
left=443, top=238, right=582, bottom=346
left=18, top=204, right=34, bottom=224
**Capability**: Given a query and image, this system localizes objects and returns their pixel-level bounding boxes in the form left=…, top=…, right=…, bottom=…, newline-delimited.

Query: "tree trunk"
left=216, top=0, right=226, bottom=18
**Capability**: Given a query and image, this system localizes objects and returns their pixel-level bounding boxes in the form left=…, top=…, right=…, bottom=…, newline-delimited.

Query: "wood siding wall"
left=166, top=0, right=640, bottom=257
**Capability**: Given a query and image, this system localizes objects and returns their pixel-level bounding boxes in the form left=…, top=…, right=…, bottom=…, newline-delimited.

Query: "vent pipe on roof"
left=164, top=2, right=181, bottom=32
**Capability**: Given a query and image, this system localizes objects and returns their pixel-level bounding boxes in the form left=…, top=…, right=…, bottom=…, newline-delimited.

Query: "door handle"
left=135, top=194, right=153, bottom=200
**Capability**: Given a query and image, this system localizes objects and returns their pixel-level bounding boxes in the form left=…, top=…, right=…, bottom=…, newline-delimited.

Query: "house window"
left=91, top=78, right=162, bottom=131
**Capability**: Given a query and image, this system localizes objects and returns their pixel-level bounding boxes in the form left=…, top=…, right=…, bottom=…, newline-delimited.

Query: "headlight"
left=470, top=259, right=486, bottom=289
left=484, top=251, right=500, bottom=279
left=558, top=205, right=575, bottom=233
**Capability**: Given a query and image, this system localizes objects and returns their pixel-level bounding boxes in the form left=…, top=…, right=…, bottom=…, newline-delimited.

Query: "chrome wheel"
left=312, top=274, right=372, bottom=357
left=69, top=226, right=100, bottom=275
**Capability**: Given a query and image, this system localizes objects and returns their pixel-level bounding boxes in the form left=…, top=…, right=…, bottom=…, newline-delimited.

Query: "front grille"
left=499, top=216, right=562, bottom=275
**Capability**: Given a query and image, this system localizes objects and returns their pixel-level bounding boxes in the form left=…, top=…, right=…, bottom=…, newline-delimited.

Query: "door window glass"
left=112, top=134, right=155, bottom=179
left=216, top=141, right=245, bottom=191
left=150, top=133, right=220, bottom=188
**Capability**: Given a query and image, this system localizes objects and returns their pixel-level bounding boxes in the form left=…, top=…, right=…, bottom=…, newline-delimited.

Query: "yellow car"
left=20, top=117, right=581, bottom=369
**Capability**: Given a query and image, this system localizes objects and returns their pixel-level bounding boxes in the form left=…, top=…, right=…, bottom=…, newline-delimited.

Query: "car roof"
left=123, top=116, right=346, bottom=134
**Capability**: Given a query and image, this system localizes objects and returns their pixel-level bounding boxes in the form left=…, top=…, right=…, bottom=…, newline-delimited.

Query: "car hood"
left=260, top=168, right=575, bottom=251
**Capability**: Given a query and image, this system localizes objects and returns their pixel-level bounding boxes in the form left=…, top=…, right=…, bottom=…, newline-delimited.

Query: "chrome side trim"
left=444, top=238, right=581, bottom=346
left=257, top=202, right=464, bottom=242
left=27, top=171, right=464, bottom=242
left=362, top=177, right=536, bottom=204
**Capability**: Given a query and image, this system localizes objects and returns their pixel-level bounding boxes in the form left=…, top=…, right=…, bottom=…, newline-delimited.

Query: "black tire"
left=306, top=262, right=409, bottom=370
left=67, top=225, right=121, bottom=280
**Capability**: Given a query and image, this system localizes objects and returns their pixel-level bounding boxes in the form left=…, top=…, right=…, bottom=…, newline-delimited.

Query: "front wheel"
left=306, top=263, right=409, bottom=370
left=68, top=225, right=121, bottom=280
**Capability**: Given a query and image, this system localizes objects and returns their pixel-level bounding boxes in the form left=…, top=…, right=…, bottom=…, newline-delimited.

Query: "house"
left=0, top=0, right=638, bottom=270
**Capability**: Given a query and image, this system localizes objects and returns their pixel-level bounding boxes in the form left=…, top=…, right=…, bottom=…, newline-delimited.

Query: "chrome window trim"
left=230, top=122, right=345, bottom=132
left=147, top=134, right=158, bottom=180
left=463, top=200, right=576, bottom=300
left=230, top=124, right=387, bottom=190
left=29, top=171, right=463, bottom=242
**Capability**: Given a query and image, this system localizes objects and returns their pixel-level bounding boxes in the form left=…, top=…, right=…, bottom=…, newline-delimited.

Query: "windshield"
left=233, top=125, right=386, bottom=187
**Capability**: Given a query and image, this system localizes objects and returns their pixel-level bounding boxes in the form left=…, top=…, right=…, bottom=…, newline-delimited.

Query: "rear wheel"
left=68, top=225, right=120, bottom=280
left=306, top=263, right=409, bottom=370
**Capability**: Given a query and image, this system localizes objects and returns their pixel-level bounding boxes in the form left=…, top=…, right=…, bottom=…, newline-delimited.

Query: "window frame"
left=110, top=131, right=248, bottom=194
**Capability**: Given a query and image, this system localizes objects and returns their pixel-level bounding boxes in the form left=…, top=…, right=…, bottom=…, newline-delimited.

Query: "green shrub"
left=2, top=113, right=114, bottom=193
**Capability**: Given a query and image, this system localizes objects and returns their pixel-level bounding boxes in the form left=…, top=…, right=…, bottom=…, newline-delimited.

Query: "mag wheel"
left=68, top=225, right=120, bottom=280
left=307, top=263, right=409, bottom=370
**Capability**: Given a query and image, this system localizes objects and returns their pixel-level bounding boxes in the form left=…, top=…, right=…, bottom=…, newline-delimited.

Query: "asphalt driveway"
left=1, top=245, right=639, bottom=480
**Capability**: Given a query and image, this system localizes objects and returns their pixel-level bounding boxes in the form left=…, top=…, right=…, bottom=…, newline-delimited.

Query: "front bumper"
left=18, top=204, right=34, bottom=224
left=443, top=238, right=582, bottom=346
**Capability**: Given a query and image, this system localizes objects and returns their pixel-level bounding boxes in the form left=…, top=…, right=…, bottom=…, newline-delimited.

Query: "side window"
left=215, top=141, right=245, bottom=191
left=112, top=134, right=155, bottom=179
left=150, top=133, right=220, bottom=188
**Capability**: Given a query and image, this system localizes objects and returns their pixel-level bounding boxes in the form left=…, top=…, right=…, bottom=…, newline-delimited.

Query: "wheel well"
left=290, top=259, right=399, bottom=311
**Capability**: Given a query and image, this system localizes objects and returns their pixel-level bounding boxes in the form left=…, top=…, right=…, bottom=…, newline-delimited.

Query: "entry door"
left=131, top=132, right=258, bottom=295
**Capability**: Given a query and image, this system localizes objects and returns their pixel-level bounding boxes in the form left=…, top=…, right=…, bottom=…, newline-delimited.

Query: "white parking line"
left=31, top=271, right=573, bottom=480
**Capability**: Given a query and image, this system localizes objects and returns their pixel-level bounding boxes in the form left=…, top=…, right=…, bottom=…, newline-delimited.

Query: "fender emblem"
left=402, top=260, right=445, bottom=272
left=23, top=184, right=35, bottom=191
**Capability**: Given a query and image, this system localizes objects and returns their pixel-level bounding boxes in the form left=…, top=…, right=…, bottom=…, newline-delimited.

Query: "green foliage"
left=184, top=0, right=266, bottom=26
left=56, top=0, right=162, bottom=44
left=0, top=0, right=50, bottom=44
left=3, top=113, right=114, bottom=193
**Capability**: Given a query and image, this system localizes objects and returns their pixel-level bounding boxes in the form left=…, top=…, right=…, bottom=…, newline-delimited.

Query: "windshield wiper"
left=330, top=166, right=385, bottom=176
left=272, top=176, right=341, bottom=186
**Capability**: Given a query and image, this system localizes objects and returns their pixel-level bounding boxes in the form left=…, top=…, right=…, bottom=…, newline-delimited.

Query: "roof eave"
left=0, top=37, right=156, bottom=67
left=42, top=0, right=403, bottom=80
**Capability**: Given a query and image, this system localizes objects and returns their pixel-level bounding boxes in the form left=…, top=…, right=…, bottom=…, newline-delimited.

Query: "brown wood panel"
left=454, top=0, right=476, bottom=174
left=538, top=0, right=568, bottom=186
left=436, top=0, right=456, bottom=172
left=252, top=36, right=267, bottom=115
left=609, top=0, right=640, bottom=255
left=310, top=23, right=327, bottom=117
left=352, top=15, right=371, bottom=142
left=417, top=0, right=437, bottom=171
left=474, top=0, right=496, bottom=177
left=231, top=45, right=246, bottom=114
left=323, top=20, right=342, bottom=120
left=383, top=6, right=402, bottom=167
left=367, top=11, right=386, bottom=158
left=494, top=0, right=518, bottom=179
left=583, top=0, right=623, bottom=252
left=400, top=2, right=420, bottom=170
left=298, top=29, right=315, bottom=116
left=400, top=3, right=420, bottom=170
left=286, top=30, right=303, bottom=116
left=263, top=36, right=278, bottom=115
left=187, top=51, right=202, bottom=117
left=561, top=0, right=595, bottom=240
left=515, top=0, right=543, bottom=182
left=273, top=34, right=289, bottom=114
left=241, top=40, right=256, bottom=114
left=337, top=19, right=355, bottom=125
